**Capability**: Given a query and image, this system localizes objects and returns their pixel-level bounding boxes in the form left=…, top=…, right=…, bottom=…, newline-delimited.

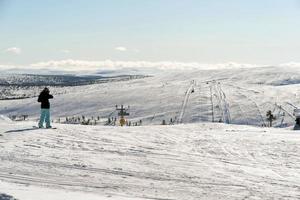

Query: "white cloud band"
left=29, top=59, right=262, bottom=71
left=4, top=47, right=21, bottom=55
left=2, top=59, right=297, bottom=74
left=115, top=47, right=127, bottom=51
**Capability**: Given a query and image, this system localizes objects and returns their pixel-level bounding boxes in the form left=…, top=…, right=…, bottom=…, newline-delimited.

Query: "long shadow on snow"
left=5, top=127, right=39, bottom=133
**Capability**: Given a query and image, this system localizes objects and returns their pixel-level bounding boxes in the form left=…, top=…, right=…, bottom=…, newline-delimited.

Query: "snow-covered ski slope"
left=2, top=66, right=300, bottom=199
left=1, top=120, right=300, bottom=200
left=1, top=66, right=300, bottom=127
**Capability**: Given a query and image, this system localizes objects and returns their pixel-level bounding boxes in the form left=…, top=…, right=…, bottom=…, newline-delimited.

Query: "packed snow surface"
left=1, top=121, right=300, bottom=199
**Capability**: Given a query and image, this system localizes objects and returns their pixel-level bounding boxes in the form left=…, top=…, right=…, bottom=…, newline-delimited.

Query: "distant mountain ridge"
left=0, top=74, right=147, bottom=100
left=0, top=74, right=147, bottom=87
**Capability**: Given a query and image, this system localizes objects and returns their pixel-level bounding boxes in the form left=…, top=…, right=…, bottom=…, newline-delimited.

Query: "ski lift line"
left=225, top=82, right=291, bottom=127
left=274, top=103, right=282, bottom=117
left=212, top=87, right=222, bottom=121
left=215, top=83, right=231, bottom=123
left=246, top=97, right=266, bottom=126
left=150, top=113, right=156, bottom=122
left=217, top=84, right=231, bottom=124
left=200, top=85, right=212, bottom=122
left=202, top=78, right=228, bottom=84
left=204, top=85, right=212, bottom=122
left=215, top=85, right=225, bottom=122
left=222, top=89, right=231, bottom=123
left=198, top=84, right=212, bottom=122
left=280, top=117, right=285, bottom=128
left=199, top=85, right=212, bottom=122
left=274, top=105, right=283, bottom=122
left=222, top=83, right=261, bottom=94
left=217, top=84, right=228, bottom=123
left=209, top=81, right=228, bottom=123
left=280, top=106, right=294, bottom=119
left=209, top=85, right=215, bottom=122
left=213, top=84, right=224, bottom=122
left=272, top=102, right=280, bottom=113
left=197, top=85, right=203, bottom=122
left=284, top=102, right=298, bottom=109
left=274, top=104, right=294, bottom=119
left=107, top=110, right=117, bottom=118
left=234, top=90, right=266, bottom=126
left=178, top=81, right=196, bottom=123
left=223, top=83, right=266, bottom=126
left=276, top=106, right=286, bottom=128
left=236, top=100, right=250, bottom=125
left=224, top=94, right=231, bottom=123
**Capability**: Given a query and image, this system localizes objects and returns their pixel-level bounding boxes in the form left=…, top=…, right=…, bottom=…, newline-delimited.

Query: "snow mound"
left=0, top=193, right=17, bottom=200
left=0, top=115, right=11, bottom=122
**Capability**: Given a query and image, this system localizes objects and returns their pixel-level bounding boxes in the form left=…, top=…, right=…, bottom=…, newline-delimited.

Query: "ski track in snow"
left=1, top=121, right=300, bottom=199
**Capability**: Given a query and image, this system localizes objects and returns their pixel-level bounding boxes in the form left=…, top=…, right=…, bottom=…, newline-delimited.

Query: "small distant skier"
left=37, top=87, right=53, bottom=128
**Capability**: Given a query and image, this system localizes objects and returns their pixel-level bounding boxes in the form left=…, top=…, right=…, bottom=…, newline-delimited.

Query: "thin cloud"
left=4, top=47, right=21, bottom=55
left=29, top=59, right=262, bottom=71
left=133, top=49, right=140, bottom=53
left=60, top=49, right=71, bottom=54
left=279, top=62, right=300, bottom=68
left=115, top=47, right=127, bottom=52
left=0, top=59, right=275, bottom=75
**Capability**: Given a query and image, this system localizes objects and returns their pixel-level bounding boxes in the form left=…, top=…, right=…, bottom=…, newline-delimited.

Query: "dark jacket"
left=38, top=91, right=53, bottom=109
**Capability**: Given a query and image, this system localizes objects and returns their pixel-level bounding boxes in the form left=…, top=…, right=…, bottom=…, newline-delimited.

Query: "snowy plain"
left=1, top=66, right=300, bottom=199
left=1, top=120, right=300, bottom=199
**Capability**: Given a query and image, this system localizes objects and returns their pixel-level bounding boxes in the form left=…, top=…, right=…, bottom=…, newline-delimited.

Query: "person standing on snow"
left=37, top=87, right=53, bottom=128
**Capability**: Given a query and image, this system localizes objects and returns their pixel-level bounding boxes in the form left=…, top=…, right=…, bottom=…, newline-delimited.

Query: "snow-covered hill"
left=1, top=66, right=300, bottom=199
left=0, top=121, right=300, bottom=199
left=1, top=66, right=300, bottom=127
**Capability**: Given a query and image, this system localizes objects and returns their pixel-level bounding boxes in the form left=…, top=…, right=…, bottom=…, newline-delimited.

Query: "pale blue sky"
left=1, top=0, right=300, bottom=66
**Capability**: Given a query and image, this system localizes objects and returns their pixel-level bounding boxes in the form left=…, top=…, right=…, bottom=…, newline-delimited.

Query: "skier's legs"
left=45, top=109, right=51, bottom=128
left=38, top=109, right=46, bottom=128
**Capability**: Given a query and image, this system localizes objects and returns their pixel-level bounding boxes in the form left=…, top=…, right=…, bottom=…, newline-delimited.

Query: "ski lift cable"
left=209, top=84, right=215, bottom=122
left=223, top=82, right=266, bottom=126
left=284, top=102, right=298, bottom=109
left=275, top=104, right=294, bottom=119
left=107, top=110, right=117, bottom=117
left=218, top=83, right=231, bottom=124
left=213, top=84, right=224, bottom=122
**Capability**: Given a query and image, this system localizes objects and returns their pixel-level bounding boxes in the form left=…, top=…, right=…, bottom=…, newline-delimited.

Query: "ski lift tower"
left=294, top=109, right=300, bottom=130
left=116, top=105, right=130, bottom=126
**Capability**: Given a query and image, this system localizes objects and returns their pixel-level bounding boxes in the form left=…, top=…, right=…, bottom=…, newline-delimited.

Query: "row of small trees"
left=161, top=117, right=176, bottom=125
left=106, top=117, right=143, bottom=126
left=55, top=111, right=277, bottom=127
left=6, top=110, right=282, bottom=127
left=57, top=115, right=144, bottom=126
left=59, top=115, right=102, bottom=125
